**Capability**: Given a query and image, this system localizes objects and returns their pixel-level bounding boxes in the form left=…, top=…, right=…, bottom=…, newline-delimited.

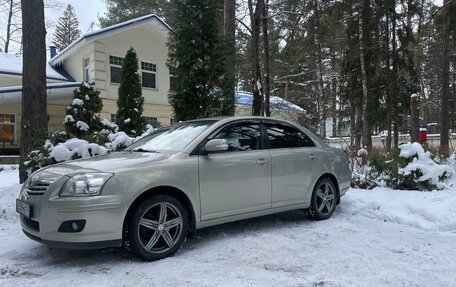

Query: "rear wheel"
left=308, top=178, right=337, bottom=220
left=128, top=195, right=189, bottom=261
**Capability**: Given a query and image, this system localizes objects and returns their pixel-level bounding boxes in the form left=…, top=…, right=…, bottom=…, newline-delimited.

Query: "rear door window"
left=265, top=123, right=315, bottom=149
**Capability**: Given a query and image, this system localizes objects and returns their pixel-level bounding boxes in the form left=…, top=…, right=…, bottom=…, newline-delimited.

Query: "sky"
left=46, top=0, right=107, bottom=44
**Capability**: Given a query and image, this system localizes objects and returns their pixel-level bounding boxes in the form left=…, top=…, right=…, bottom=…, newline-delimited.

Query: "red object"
left=419, top=128, right=427, bottom=143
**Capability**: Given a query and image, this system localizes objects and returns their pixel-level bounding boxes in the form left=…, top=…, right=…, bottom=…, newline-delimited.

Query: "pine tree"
left=98, top=0, right=174, bottom=28
left=167, top=0, right=234, bottom=121
left=64, top=83, right=103, bottom=138
left=116, top=47, right=145, bottom=135
left=52, top=4, right=81, bottom=52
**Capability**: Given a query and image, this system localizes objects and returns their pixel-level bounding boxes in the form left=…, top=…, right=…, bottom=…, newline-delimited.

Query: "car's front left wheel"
left=128, top=195, right=189, bottom=261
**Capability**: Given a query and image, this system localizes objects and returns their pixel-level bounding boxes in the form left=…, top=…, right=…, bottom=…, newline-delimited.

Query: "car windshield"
left=125, top=120, right=217, bottom=152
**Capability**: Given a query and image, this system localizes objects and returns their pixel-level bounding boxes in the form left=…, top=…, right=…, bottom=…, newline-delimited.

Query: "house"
left=0, top=13, right=307, bottom=154
left=235, top=91, right=306, bottom=123
left=0, top=14, right=173, bottom=152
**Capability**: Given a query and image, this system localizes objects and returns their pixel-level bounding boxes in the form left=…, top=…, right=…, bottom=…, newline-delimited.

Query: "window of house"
left=265, top=123, right=315, bottom=149
left=0, top=114, right=15, bottom=143
left=83, top=57, right=90, bottom=82
left=170, top=118, right=176, bottom=125
left=110, top=113, right=117, bottom=123
left=144, top=116, right=159, bottom=128
left=169, top=75, right=176, bottom=92
left=109, top=55, right=123, bottom=83
left=141, top=61, right=157, bottom=89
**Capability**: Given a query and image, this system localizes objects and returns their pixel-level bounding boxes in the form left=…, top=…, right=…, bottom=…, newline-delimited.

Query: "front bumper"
left=19, top=189, right=125, bottom=249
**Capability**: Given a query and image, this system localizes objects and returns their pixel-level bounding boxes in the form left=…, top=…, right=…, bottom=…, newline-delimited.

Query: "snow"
left=124, top=118, right=131, bottom=124
left=107, top=131, right=135, bottom=150
left=399, top=142, right=424, bottom=158
left=100, top=118, right=118, bottom=131
left=0, top=52, right=69, bottom=81
left=76, top=121, right=90, bottom=131
left=357, top=147, right=368, bottom=157
left=63, top=115, right=75, bottom=123
left=1, top=167, right=455, bottom=286
left=398, top=142, right=453, bottom=185
left=71, top=98, right=84, bottom=106
left=49, top=139, right=107, bottom=162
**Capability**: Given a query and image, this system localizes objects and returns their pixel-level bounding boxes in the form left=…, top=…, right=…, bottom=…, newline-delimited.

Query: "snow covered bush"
left=367, top=142, right=452, bottom=190
left=64, top=82, right=105, bottom=138
left=24, top=122, right=155, bottom=174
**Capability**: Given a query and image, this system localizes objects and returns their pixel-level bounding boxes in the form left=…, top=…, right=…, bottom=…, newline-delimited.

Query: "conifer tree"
left=167, top=0, right=234, bottom=121
left=116, top=47, right=145, bottom=135
left=52, top=4, right=81, bottom=52
left=64, top=83, right=103, bottom=138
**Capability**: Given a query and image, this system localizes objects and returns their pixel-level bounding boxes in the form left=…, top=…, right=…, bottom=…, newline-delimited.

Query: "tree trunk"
left=383, top=1, right=392, bottom=151
left=359, top=2, right=371, bottom=151
left=410, top=94, right=420, bottom=142
left=262, top=0, right=271, bottom=117
left=440, top=0, right=450, bottom=157
left=248, top=0, right=263, bottom=116
left=313, top=0, right=325, bottom=138
left=392, top=0, right=399, bottom=148
left=331, top=48, right=337, bottom=137
left=20, top=0, right=47, bottom=183
left=224, top=0, right=236, bottom=114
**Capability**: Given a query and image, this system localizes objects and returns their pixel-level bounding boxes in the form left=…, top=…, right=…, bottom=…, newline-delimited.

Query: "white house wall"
left=58, top=23, right=173, bottom=126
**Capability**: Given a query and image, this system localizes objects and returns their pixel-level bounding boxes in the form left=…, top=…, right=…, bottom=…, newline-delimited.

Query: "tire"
left=308, top=178, right=337, bottom=220
left=128, top=195, right=189, bottom=261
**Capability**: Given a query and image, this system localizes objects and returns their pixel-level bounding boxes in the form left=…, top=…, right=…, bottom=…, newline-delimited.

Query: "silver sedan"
left=17, top=116, right=351, bottom=261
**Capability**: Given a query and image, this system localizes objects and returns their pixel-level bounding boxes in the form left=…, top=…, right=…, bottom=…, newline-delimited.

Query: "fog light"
left=58, top=220, right=86, bottom=233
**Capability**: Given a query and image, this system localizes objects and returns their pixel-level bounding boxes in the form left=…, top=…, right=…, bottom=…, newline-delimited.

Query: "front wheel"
left=128, top=195, right=189, bottom=261
left=308, top=178, right=337, bottom=220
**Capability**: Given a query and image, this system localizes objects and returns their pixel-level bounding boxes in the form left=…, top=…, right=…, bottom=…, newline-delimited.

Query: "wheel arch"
left=122, top=186, right=196, bottom=240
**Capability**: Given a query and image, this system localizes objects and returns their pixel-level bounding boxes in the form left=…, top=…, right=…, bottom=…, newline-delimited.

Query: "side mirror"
left=205, top=139, right=228, bottom=153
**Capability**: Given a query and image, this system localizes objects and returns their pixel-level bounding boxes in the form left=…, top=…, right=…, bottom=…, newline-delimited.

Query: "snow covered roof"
left=235, top=91, right=305, bottom=113
left=0, top=81, right=80, bottom=105
left=0, top=52, right=70, bottom=81
left=49, top=14, right=171, bottom=66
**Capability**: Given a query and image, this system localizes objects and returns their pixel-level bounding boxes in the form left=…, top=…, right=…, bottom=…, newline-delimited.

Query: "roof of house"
left=0, top=52, right=70, bottom=81
left=49, top=14, right=171, bottom=66
left=235, top=91, right=305, bottom=113
left=0, top=81, right=81, bottom=105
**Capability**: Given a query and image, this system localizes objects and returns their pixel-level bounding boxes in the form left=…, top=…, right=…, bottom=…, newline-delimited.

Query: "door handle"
left=256, top=158, right=269, bottom=165
left=309, top=154, right=316, bottom=160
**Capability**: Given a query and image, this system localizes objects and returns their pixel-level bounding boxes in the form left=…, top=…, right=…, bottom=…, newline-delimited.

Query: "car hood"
left=40, top=151, right=171, bottom=176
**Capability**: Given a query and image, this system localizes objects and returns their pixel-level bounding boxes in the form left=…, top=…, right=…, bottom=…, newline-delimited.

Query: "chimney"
left=49, top=46, right=57, bottom=58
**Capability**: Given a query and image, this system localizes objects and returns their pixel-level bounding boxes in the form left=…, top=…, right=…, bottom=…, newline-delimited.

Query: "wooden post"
left=410, top=93, right=420, bottom=143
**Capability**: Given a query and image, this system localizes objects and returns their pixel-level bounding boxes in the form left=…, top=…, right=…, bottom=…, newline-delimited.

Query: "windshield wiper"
left=132, top=148, right=159, bottom=153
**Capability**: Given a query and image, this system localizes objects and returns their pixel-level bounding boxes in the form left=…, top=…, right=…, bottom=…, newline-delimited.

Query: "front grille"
left=26, top=180, right=52, bottom=196
left=21, top=216, right=40, bottom=232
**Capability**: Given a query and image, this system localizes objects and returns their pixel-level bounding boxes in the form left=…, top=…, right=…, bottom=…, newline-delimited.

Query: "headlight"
left=60, top=173, right=113, bottom=197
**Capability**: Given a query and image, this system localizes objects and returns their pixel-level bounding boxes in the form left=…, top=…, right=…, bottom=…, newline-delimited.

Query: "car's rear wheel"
left=128, top=195, right=189, bottom=261
left=308, top=178, right=337, bottom=220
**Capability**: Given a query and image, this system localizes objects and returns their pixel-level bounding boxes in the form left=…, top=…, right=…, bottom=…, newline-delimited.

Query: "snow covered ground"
left=1, top=165, right=455, bottom=287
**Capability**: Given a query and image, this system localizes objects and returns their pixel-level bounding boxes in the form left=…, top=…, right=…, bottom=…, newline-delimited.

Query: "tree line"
left=98, top=0, right=455, bottom=157
left=16, top=0, right=456, bottom=180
